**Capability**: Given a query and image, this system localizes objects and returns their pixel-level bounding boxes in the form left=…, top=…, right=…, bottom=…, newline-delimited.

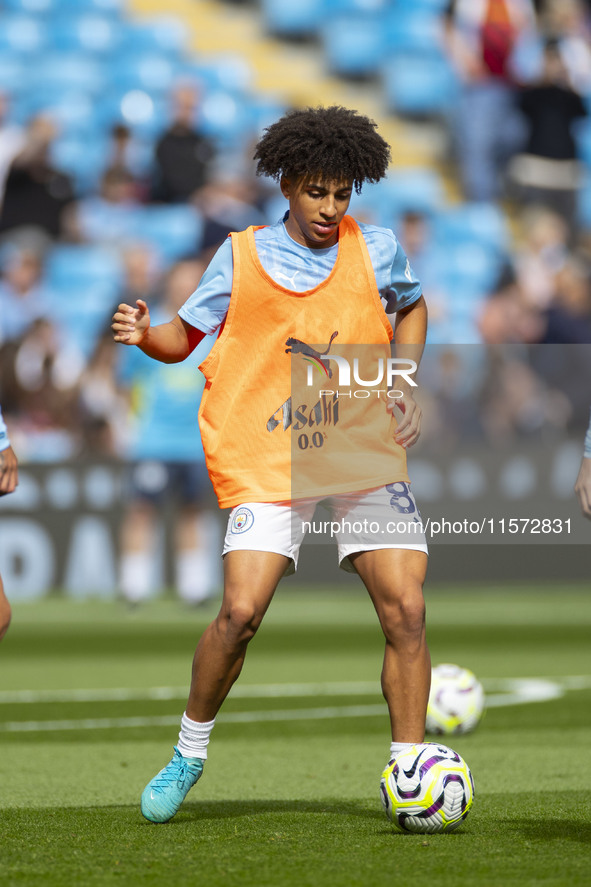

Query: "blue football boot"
left=141, top=747, right=204, bottom=823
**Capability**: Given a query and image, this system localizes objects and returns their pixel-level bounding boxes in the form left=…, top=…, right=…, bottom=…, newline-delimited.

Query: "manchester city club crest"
left=231, top=507, right=255, bottom=534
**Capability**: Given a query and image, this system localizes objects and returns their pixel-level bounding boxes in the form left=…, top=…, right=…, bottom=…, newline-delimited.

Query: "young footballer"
left=112, top=106, right=430, bottom=822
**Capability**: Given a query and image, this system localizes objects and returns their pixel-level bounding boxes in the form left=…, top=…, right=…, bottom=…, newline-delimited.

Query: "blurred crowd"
left=0, top=77, right=271, bottom=462
left=0, top=0, right=591, bottom=466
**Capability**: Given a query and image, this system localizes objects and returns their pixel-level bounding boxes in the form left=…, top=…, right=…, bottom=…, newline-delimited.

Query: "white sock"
left=177, top=711, right=216, bottom=760
left=176, top=550, right=216, bottom=604
left=389, top=741, right=415, bottom=760
left=119, top=552, right=152, bottom=603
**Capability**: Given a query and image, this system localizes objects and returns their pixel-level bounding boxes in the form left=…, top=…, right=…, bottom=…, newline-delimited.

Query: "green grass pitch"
left=1, top=583, right=590, bottom=887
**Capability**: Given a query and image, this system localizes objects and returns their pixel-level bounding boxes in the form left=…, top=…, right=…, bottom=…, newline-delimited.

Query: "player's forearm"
left=138, top=318, right=199, bottom=364
left=393, top=296, right=427, bottom=391
left=394, top=295, right=427, bottom=350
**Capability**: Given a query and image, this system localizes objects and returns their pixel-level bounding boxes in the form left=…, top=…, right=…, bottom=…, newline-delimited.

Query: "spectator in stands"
left=0, top=114, right=75, bottom=241
left=149, top=83, right=216, bottom=204
left=77, top=329, right=130, bottom=456
left=8, top=317, right=82, bottom=459
left=477, top=262, right=546, bottom=342
left=75, top=244, right=160, bottom=455
left=196, top=173, right=268, bottom=256
left=508, top=38, right=587, bottom=235
left=0, top=246, right=49, bottom=345
left=540, top=253, right=591, bottom=342
left=443, top=0, right=538, bottom=202
left=398, top=210, right=449, bottom=334
left=105, top=123, right=147, bottom=202
left=116, top=258, right=219, bottom=606
left=541, top=0, right=591, bottom=93
left=514, top=205, right=569, bottom=310
left=64, top=167, right=139, bottom=246
left=0, top=92, right=24, bottom=214
left=118, top=243, right=161, bottom=308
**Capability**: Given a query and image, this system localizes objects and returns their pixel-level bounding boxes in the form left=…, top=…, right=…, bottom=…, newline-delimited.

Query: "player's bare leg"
left=0, top=576, right=12, bottom=641
left=141, top=549, right=288, bottom=822
left=350, top=548, right=430, bottom=742
left=186, top=550, right=290, bottom=721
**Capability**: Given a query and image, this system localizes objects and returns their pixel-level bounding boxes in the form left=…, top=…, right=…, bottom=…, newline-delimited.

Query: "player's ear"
left=280, top=176, right=291, bottom=200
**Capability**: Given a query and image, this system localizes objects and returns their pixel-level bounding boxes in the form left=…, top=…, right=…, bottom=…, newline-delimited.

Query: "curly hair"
left=253, top=106, right=391, bottom=194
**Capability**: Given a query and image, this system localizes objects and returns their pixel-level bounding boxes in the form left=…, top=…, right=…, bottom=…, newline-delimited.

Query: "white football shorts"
left=222, top=482, right=428, bottom=575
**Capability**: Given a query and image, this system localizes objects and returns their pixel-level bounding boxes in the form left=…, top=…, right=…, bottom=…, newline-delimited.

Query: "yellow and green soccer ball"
left=380, top=743, right=475, bottom=834
left=426, top=663, right=485, bottom=735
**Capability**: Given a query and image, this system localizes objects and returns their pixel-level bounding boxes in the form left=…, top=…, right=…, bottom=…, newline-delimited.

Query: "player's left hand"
left=574, top=457, right=591, bottom=520
left=0, top=445, right=18, bottom=496
left=389, top=391, right=422, bottom=448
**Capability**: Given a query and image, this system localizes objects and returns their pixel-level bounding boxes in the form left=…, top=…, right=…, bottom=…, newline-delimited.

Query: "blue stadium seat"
left=321, top=13, right=387, bottom=77
left=47, top=280, right=120, bottom=356
left=182, top=56, right=253, bottom=95
left=323, top=0, right=389, bottom=12
left=383, top=7, right=443, bottom=53
left=54, top=0, right=124, bottom=14
left=110, top=53, right=181, bottom=95
left=198, top=89, right=254, bottom=144
left=19, top=86, right=102, bottom=136
left=95, top=88, right=168, bottom=139
left=44, top=244, right=124, bottom=354
left=45, top=244, right=124, bottom=291
left=120, top=17, right=188, bottom=56
left=434, top=241, right=503, bottom=298
left=574, top=117, right=591, bottom=169
left=130, top=205, right=204, bottom=263
left=0, top=14, right=47, bottom=54
left=47, top=14, right=123, bottom=55
left=50, top=134, right=111, bottom=194
left=27, top=53, right=107, bottom=97
left=352, top=169, right=444, bottom=226
left=0, top=55, right=27, bottom=96
left=577, top=174, right=591, bottom=228
left=382, top=50, right=459, bottom=116
left=432, top=203, right=509, bottom=256
left=2, top=0, right=57, bottom=12
left=388, top=0, right=448, bottom=9
left=260, top=0, right=327, bottom=37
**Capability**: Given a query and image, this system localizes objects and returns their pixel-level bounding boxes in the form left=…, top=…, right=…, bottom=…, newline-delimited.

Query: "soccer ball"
left=380, top=743, right=475, bottom=834
left=426, top=663, right=485, bottom=735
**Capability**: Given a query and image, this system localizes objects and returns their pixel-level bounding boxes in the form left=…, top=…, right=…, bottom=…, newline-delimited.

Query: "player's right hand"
left=112, top=299, right=150, bottom=345
left=0, top=444, right=18, bottom=496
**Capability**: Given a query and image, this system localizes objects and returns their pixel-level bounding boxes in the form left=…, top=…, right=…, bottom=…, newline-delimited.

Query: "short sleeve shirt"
left=179, top=215, right=422, bottom=335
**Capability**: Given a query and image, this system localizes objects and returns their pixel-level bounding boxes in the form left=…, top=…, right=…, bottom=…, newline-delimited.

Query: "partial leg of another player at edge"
left=140, top=550, right=289, bottom=823
left=140, top=546, right=430, bottom=823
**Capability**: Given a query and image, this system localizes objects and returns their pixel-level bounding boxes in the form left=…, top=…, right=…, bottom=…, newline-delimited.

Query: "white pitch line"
left=0, top=676, right=587, bottom=734
left=0, top=676, right=589, bottom=706
left=0, top=705, right=390, bottom=733
left=0, top=681, right=381, bottom=705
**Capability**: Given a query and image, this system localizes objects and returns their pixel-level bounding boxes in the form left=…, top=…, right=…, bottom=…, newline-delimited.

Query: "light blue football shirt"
left=0, top=405, right=9, bottom=453
left=179, top=215, right=422, bottom=334
left=585, top=407, right=591, bottom=458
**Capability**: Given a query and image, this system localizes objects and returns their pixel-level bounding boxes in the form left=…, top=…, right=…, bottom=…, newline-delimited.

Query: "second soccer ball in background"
left=426, top=663, right=486, bottom=736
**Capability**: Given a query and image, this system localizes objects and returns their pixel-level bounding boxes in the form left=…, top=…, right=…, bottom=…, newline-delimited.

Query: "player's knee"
left=382, top=590, right=425, bottom=642
left=219, top=601, right=263, bottom=645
